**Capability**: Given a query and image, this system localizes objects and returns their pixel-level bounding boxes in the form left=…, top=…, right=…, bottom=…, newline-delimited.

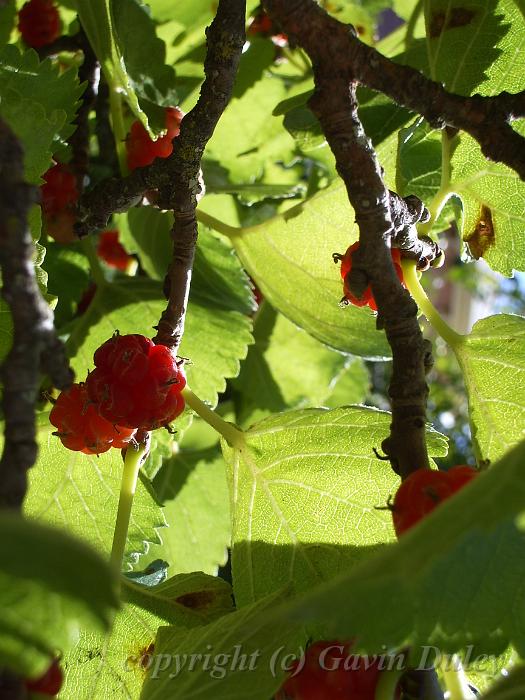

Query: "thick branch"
left=265, top=0, right=430, bottom=479
left=315, top=81, right=431, bottom=479
left=0, top=121, right=73, bottom=510
left=264, top=3, right=441, bottom=697
left=266, top=0, right=525, bottom=180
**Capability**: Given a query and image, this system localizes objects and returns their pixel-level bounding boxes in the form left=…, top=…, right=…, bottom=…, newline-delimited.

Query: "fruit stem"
left=196, top=210, right=242, bottom=238
left=374, top=667, right=404, bottom=700
left=108, top=86, right=129, bottom=175
left=440, top=655, right=476, bottom=700
left=401, top=259, right=463, bottom=349
left=81, top=237, right=106, bottom=287
left=110, top=441, right=148, bottom=577
left=182, top=387, right=244, bottom=447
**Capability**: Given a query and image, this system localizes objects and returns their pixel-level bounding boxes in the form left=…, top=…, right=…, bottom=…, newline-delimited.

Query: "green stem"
left=404, top=0, right=423, bottom=48
left=182, top=387, right=244, bottom=447
left=402, top=259, right=463, bottom=348
left=108, top=86, right=128, bottom=175
left=374, top=668, right=404, bottom=700
left=81, top=237, right=106, bottom=287
left=296, top=48, right=312, bottom=72
left=441, top=655, right=476, bottom=700
left=196, top=209, right=242, bottom=238
left=440, top=129, right=452, bottom=190
left=110, top=441, right=148, bottom=575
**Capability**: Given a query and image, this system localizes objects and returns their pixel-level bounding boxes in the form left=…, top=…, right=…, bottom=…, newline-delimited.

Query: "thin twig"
left=152, top=0, right=246, bottom=351
left=75, top=2, right=247, bottom=240
left=76, top=167, right=147, bottom=233
left=76, top=0, right=247, bottom=351
left=0, top=120, right=73, bottom=510
left=388, top=192, right=443, bottom=270
left=36, top=33, right=83, bottom=58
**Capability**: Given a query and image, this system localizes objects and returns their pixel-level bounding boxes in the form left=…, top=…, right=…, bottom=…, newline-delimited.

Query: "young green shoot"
left=440, top=655, right=477, bottom=700
left=182, top=387, right=244, bottom=448
left=110, top=440, right=149, bottom=578
left=374, top=667, right=404, bottom=700
left=401, top=258, right=463, bottom=349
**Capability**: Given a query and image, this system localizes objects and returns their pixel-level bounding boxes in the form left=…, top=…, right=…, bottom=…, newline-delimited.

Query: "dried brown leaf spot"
left=127, top=642, right=155, bottom=672
left=429, top=8, right=476, bottom=38
left=465, top=205, right=495, bottom=259
left=176, top=589, right=217, bottom=610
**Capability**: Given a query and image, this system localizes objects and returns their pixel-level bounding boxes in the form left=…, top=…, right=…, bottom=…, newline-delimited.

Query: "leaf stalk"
left=110, top=440, right=148, bottom=576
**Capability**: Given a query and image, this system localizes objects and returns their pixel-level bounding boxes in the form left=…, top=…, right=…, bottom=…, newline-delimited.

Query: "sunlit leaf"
left=453, top=314, right=525, bottom=464
left=61, top=574, right=231, bottom=700
left=278, top=440, right=525, bottom=658
left=140, top=589, right=306, bottom=700
left=222, top=406, right=448, bottom=606
left=0, top=512, right=118, bottom=678
left=25, top=418, right=166, bottom=570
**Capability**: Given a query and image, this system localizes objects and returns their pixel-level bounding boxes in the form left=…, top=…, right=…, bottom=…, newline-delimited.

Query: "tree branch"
left=75, top=2, right=246, bottom=238
left=262, top=2, right=442, bottom=696
left=76, top=167, right=147, bottom=233
left=266, top=0, right=525, bottom=180
left=0, top=120, right=73, bottom=510
left=264, top=0, right=431, bottom=481
left=74, top=6, right=525, bottom=232
left=153, top=0, right=246, bottom=350
left=76, top=0, right=246, bottom=353
left=36, top=32, right=83, bottom=58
